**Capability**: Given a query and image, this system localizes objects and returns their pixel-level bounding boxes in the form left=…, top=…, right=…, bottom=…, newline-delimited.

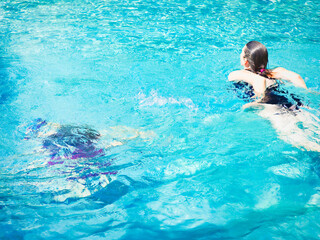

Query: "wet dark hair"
left=244, top=41, right=269, bottom=77
left=42, top=125, right=102, bottom=160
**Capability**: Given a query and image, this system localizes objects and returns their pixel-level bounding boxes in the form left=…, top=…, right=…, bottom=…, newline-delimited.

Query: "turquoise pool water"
left=1, top=0, right=320, bottom=239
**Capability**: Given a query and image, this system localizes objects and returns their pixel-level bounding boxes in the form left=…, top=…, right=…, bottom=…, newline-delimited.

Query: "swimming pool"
left=1, top=0, right=320, bottom=239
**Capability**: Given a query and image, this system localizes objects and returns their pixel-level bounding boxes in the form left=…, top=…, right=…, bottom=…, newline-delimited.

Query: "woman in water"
left=228, top=41, right=320, bottom=152
left=229, top=41, right=307, bottom=99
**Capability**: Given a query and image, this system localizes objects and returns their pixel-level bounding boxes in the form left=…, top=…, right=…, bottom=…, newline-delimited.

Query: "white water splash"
left=268, top=162, right=309, bottom=179
left=254, top=183, right=281, bottom=210
left=137, top=90, right=198, bottom=111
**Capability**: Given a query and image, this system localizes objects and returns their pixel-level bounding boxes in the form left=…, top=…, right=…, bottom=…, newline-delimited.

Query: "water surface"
left=1, top=0, right=320, bottom=239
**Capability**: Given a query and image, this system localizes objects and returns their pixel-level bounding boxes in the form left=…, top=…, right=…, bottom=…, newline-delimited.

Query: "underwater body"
left=1, top=0, right=320, bottom=239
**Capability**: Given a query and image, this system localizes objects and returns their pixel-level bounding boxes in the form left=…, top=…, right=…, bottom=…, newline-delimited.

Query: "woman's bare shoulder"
left=270, top=67, right=286, bottom=75
left=228, top=70, right=251, bottom=81
left=271, top=67, right=286, bottom=72
left=269, top=67, right=300, bottom=79
left=269, top=67, right=307, bottom=89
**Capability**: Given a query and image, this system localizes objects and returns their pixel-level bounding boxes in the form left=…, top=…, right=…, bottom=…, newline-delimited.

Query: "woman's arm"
left=272, top=67, right=307, bottom=89
left=228, top=70, right=266, bottom=97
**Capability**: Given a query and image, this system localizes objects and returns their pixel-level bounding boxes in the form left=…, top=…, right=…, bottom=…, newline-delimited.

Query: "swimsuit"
left=260, top=84, right=303, bottom=109
left=230, top=81, right=303, bottom=109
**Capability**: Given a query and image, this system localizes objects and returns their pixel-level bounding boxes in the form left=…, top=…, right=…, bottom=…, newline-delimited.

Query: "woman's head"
left=240, top=41, right=268, bottom=73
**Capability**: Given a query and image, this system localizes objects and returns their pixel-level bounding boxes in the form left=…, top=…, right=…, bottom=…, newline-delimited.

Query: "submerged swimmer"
left=25, top=118, right=154, bottom=162
left=228, top=41, right=320, bottom=152
left=23, top=119, right=155, bottom=202
left=25, top=119, right=104, bottom=161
